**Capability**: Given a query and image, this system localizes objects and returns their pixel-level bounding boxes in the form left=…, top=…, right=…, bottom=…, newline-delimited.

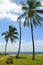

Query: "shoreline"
left=0, top=52, right=43, bottom=55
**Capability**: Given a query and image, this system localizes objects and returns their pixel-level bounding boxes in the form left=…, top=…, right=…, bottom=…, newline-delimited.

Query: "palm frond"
left=9, top=25, right=13, bottom=32
left=34, top=1, right=42, bottom=7
left=33, top=17, right=39, bottom=27
left=35, top=10, right=43, bottom=14
left=12, top=27, right=17, bottom=32
left=10, top=37, right=14, bottom=43
left=20, top=2, right=26, bottom=6
left=35, top=13, right=43, bottom=21
left=35, top=15, right=42, bottom=26
left=4, top=35, right=8, bottom=43
left=22, top=6, right=28, bottom=10
left=27, top=18, right=29, bottom=27
left=13, top=32, right=18, bottom=35
left=2, top=32, right=7, bottom=36
left=17, top=12, right=27, bottom=21
left=12, top=35, right=18, bottom=40
left=24, top=17, right=27, bottom=27
left=27, top=0, right=36, bottom=9
left=20, top=2, right=28, bottom=10
left=9, top=25, right=17, bottom=32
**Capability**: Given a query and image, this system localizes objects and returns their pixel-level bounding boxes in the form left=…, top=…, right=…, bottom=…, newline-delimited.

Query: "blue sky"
left=0, top=0, right=43, bottom=52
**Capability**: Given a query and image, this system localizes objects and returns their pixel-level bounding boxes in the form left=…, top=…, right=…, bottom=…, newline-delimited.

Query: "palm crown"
left=18, top=0, right=43, bottom=27
left=2, top=25, right=18, bottom=43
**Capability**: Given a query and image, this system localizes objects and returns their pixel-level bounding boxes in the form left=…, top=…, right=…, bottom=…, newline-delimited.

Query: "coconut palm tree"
left=17, top=0, right=43, bottom=60
left=2, top=25, right=18, bottom=55
left=15, top=19, right=21, bottom=58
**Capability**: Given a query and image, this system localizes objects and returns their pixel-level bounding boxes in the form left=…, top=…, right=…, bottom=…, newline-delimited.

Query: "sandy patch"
left=0, top=55, right=10, bottom=60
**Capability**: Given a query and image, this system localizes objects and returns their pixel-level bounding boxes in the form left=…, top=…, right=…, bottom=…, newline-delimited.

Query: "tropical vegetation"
left=17, top=0, right=43, bottom=60
left=2, top=25, right=18, bottom=54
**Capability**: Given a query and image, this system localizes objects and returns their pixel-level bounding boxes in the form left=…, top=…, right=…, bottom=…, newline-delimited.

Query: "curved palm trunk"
left=5, top=42, right=7, bottom=55
left=30, top=22, right=35, bottom=60
left=15, top=21, right=21, bottom=58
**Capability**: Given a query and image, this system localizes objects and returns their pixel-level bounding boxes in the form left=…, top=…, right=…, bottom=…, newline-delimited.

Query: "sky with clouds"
left=0, top=0, right=43, bottom=52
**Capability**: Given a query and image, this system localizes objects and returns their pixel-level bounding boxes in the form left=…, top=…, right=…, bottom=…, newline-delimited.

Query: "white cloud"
left=0, top=0, right=43, bottom=22
left=0, top=0, right=22, bottom=13
left=0, top=13, right=19, bottom=21
left=41, top=2, right=43, bottom=6
left=0, top=0, right=22, bottom=21
left=0, top=40, right=43, bottom=52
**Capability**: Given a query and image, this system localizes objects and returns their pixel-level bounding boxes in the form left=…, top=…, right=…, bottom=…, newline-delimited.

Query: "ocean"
left=0, top=52, right=43, bottom=54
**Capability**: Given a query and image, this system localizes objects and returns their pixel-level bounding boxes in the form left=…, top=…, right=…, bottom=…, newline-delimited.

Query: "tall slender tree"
left=2, top=25, right=18, bottom=54
left=15, top=19, right=21, bottom=58
left=17, top=0, right=43, bottom=60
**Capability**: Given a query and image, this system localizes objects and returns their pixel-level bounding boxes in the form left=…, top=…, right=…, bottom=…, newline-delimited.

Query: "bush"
left=6, top=56, right=13, bottom=64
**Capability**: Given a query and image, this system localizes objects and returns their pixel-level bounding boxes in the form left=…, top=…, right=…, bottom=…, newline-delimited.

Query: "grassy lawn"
left=0, top=54, right=43, bottom=65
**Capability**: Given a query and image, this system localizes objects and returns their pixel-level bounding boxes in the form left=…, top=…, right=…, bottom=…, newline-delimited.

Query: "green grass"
left=0, top=54, right=43, bottom=65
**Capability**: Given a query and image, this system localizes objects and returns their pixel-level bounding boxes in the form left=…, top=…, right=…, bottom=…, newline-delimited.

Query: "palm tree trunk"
left=5, top=42, right=7, bottom=55
left=15, top=21, right=21, bottom=58
left=30, top=22, right=35, bottom=60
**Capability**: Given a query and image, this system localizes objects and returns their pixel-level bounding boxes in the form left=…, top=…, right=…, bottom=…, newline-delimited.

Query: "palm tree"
left=17, top=0, right=43, bottom=60
left=2, top=25, right=18, bottom=55
left=15, top=19, right=21, bottom=58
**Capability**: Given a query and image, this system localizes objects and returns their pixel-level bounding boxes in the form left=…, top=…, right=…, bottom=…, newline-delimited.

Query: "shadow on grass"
left=35, top=59, right=40, bottom=61
left=15, top=57, right=27, bottom=59
left=34, top=59, right=43, bottom=64
left=37, top=62, right=43, bottom=64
